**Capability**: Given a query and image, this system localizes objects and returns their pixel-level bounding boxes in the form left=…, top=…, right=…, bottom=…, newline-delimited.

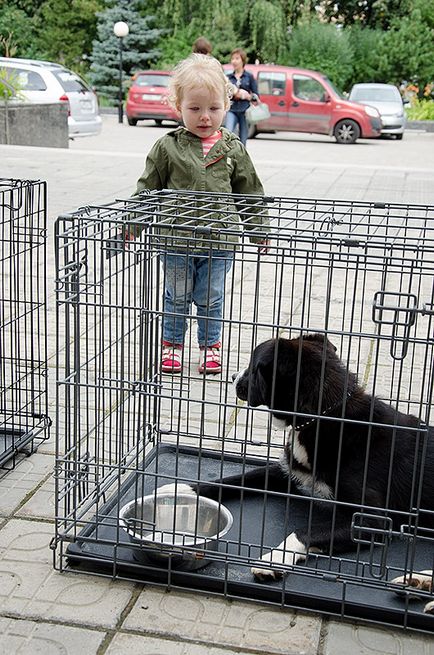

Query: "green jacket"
left=131, top=127, right=269, bottom=250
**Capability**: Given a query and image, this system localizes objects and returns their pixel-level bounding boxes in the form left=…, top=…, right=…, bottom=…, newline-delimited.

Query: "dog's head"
left=233, top=333, right=356, bottom=427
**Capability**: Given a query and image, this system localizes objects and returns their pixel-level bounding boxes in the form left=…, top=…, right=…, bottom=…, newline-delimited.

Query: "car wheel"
left=333, top=119, right=360, bottom=144
left=127, top=117, right=138, bottom=126
left=247, top=124, right=257, bottom=139
left=395, top=133, right=403, bottom=140
left=155, top=119, right=163, bottom=126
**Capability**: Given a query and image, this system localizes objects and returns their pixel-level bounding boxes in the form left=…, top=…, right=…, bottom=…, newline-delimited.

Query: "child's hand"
left=258, top=239, right=270, bottom=254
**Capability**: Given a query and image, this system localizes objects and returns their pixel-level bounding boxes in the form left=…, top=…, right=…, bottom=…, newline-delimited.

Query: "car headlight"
left=364, top=105, right=380, bottom=118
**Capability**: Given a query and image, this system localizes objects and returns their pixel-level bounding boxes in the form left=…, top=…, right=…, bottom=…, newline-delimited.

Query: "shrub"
left=406, top=98, right=434, bottom=120
left=286, top=21, right=353, bottom=90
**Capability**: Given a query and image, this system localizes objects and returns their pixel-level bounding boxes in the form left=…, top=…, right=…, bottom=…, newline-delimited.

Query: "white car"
left=348, top=83, right=406, bottom=139
left=0, top=57, right=102, bottom=138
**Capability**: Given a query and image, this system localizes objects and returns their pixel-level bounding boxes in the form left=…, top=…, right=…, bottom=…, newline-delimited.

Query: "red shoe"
left=198, top=343, right=221, bottom=374
left=161, top=342, right=183, bottom=373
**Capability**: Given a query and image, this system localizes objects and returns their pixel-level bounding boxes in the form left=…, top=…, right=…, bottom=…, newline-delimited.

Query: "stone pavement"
left=1, top=117, right=434, bottom=653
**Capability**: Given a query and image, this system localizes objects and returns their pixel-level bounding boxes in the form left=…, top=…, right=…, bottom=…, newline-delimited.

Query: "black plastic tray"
left=0, top=427, right=33, bottom=467
left=66, top=443, right=434, bottom=631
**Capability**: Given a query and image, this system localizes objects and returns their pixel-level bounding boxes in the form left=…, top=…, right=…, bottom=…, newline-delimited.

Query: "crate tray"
left=0, top=427, right=34, bottom=467
left=66, top=443, right=434, bottom=631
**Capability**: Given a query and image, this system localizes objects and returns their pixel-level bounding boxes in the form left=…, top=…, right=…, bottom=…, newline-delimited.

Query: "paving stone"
left=106, top=633, right=272, bottom=655
left=16, top=475, right=55, bottom=520
left=0, top=519, right=133, bottom=628
left=123, top=587, right=321, bottom=654
left=107, top=633, right=259, bottom=655
left=0, top=454, right=53, bottom=515
left=324, top=621, right=434, bottom=655
left=0, top=616, right=105, bottom=654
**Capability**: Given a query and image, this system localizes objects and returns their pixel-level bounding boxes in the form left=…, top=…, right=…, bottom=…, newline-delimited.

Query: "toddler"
left=131, top=54, right=269, bottom=374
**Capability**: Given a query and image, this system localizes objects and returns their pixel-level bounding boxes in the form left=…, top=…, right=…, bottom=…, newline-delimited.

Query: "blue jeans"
left=161, top=251, right=233, bottom=346
left=226, top=111, right=248, bottom=146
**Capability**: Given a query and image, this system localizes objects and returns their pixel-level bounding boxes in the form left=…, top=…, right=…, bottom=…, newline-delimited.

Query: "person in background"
left=129, top=54, right=269, bottom=375
left=225, top=48, right=259, bottom=146
left=192, top=36, right=212, bottom=55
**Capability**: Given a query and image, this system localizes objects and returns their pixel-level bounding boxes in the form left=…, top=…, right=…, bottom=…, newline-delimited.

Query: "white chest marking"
left=280, top=428, right=334, bottom=500
left=290, top=428, right=310, bottom=469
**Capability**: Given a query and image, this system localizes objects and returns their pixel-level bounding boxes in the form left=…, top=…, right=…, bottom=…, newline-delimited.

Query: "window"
left=4, top=67, right=47, bottom=91
left=135, top=74, right=170, bottom=88
left=293, top=75, right=326, bottom=102
left=351, top=87, right=400, bottom=103
left=257, top=72, right=286, bottom=96
left=53, top=69, right=90, bottom=92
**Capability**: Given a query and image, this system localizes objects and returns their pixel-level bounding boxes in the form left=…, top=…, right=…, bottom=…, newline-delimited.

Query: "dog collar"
left=294, top=386, right=356, bottom=431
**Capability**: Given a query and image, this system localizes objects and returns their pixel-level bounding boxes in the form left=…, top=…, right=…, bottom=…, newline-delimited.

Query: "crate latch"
left=351, top=512, right=393, bottom=578
left=372, top=291, right=419, bottom=360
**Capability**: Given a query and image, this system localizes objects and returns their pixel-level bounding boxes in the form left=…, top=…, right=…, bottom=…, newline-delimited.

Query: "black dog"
left=160, top=333, right=434, bottom=582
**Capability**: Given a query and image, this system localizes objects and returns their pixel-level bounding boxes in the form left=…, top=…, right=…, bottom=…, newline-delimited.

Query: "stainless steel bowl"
left=119, top=491, right=233, bottom=570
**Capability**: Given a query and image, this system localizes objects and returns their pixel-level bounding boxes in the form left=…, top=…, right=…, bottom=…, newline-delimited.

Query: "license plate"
left=79, top=99, right=92, bottom=111
left=142, top=93, right=158, bottom=101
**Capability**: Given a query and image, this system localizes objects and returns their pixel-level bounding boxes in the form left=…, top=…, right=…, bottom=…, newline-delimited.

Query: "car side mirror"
left=323, top=93, right=331, bottom=103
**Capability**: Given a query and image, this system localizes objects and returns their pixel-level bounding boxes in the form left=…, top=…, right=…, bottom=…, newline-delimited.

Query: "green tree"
left=376, top=7, right=434, bottom=96
left=249, top=0, right=288, bottom=62
left=89, top=0, right=164, bottom=101
left=346, top=25, right=384, bottom=88
left=33, top=0, right=103, bottom=73
left=0, top=5, right=38, bottom=57
left=321, top=0, right=411, bottom=28
left=287, top=21, right=354, bottom=89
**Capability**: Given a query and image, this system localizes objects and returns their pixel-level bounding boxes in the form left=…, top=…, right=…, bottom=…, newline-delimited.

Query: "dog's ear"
left=255, top=362, right=270, bottom=405
left=303, top=333, right=337, bottom=353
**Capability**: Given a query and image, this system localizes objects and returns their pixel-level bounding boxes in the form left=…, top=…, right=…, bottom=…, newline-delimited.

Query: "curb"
left=406, top=120, right=434, bottom=132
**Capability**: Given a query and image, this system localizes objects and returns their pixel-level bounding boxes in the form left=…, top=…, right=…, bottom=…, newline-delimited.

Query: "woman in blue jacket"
left=226, top=48, right=259, bottom=146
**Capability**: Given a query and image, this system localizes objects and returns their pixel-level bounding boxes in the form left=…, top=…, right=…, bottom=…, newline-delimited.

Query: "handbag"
left=245, top=101, right=271, bottom=124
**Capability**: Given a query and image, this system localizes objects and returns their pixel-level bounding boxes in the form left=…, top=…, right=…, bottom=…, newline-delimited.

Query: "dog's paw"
left=251, top=534, right=307, bottom=581
left=424, top=600, right=434, bottom=614
left=251, top=563, right=284, bottom=581
left=156, top=483, right=196, bottom=496
left=391, top=571, right=433, bottom=599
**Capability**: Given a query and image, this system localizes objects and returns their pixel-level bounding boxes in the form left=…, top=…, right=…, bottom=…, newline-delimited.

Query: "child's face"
left=178, top=86, right=226, bottom=139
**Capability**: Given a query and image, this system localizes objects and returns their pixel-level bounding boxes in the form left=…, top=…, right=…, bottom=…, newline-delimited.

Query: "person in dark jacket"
left=225, top=48, right=259, bottom=146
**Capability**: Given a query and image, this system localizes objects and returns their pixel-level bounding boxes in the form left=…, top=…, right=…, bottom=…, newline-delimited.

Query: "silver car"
left=348, top=83, right=406, bottom=139
left=0, top=57, right=102, bottom=138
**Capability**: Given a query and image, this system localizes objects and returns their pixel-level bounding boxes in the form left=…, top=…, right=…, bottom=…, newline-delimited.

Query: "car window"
left=293, top=75, right=327, bottom=102
left=322, top=77, right=344, bottom=99
left=53, top=69, right=90, bottom=92
left=351, top=87, right=400, bottom=103
left=257, top=72, right=286, bottom=96
left=2, top=67, right=47, bottom=91
left=134, top=74, right=170, bottom=87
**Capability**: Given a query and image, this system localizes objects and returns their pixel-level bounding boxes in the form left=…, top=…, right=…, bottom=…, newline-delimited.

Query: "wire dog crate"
left=54, top=191, right=434, bottom=632
left=0, top=178, right=50, bottom=469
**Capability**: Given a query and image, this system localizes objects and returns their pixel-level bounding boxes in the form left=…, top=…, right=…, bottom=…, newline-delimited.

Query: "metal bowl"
left=119, top=491, right=233, bottom=570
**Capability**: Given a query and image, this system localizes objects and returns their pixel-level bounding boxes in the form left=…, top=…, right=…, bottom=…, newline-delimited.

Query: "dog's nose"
left=231, top=373, right=237, bottom=383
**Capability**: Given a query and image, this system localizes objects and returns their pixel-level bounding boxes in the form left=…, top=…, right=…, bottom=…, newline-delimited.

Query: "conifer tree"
left=89, top=0, right=164, bottom=101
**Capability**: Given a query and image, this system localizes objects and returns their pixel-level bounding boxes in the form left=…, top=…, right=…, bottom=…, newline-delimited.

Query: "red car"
left=224, top=64, right=382, bottom=144
left=126, top=70, right=179, bottom=126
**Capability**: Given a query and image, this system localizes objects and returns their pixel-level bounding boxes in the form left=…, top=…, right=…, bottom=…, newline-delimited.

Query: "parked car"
left=0, top=57, right=102, bottom=138
left=223, top=64, right=382, bottom=144
left=126, top=70, right=179, bottom=126
left=348, top=83, right=406, bottom=139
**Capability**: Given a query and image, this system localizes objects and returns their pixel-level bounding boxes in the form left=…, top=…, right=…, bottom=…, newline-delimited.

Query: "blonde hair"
left=168, top=54, right=232, bottom=111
